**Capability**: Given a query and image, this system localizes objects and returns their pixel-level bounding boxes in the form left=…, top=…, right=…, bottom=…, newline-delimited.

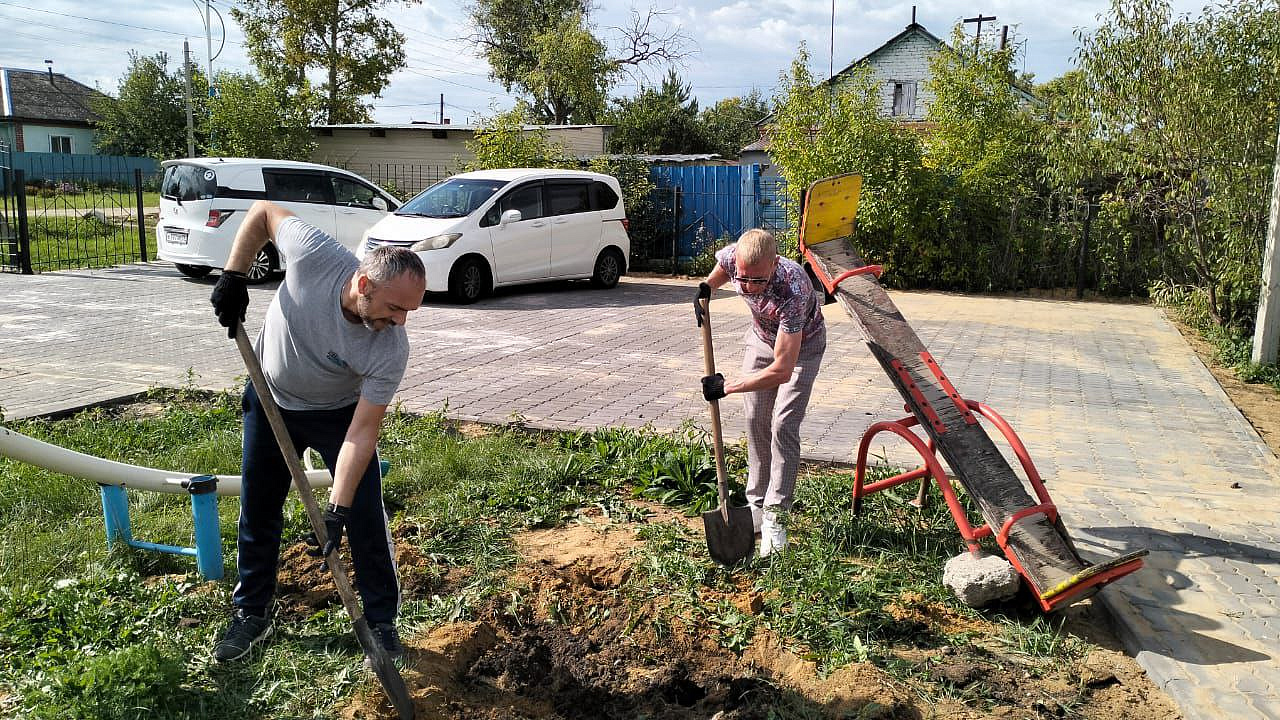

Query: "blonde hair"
left=736, top=228, right=777, bottom=266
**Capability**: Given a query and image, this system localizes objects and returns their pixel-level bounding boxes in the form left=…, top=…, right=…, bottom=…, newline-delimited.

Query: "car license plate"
left=166, top=230, right=188, bottom=246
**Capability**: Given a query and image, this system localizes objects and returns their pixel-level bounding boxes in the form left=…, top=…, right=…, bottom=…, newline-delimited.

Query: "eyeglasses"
left=735, top=275, right=771, bottom=285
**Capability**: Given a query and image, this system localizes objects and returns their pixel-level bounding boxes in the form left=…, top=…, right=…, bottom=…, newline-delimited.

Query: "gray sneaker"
left=213, top=609, right=273, bottom=662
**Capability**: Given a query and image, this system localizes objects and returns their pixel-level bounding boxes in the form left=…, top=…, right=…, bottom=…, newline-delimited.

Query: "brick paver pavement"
left=2, top=262, right=1279, bottom=718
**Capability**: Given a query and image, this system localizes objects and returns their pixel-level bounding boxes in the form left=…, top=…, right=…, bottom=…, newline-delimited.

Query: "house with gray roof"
left=0, top=67, right=103, bottom=155
left=740, top=17, right=1040, bottom=174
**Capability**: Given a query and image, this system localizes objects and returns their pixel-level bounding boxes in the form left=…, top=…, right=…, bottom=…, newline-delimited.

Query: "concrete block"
left=943, top=551, right=1022, bottom=608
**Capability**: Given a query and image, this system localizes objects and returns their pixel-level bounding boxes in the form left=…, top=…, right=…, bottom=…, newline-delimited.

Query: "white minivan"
left=358, top=168, right=630, bottom=303
left=157, top=158, right=400, bottom=282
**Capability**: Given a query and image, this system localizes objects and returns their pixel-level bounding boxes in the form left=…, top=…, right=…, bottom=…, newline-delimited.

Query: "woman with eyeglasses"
left=694, top=228, right=827, bottom=558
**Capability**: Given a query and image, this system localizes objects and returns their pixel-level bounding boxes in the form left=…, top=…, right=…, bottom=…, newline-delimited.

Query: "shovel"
left=696, top=297, right=756, bottom=565
left=233, top=323, right=416, bottom=720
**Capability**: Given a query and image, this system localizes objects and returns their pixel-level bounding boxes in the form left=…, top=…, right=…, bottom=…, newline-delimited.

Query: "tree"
left=1043, top=0, right=1280, bottom=326
left=699, top=90, right=770, bottom=159
left=768, top=44, right=923, bottom=256
left=206, top=72, right=317, bottom=160
left=606, top=70, right=704, bottom=154
left=464, top=107, right=575, bottom=171
left=92, top=52, right=206, bottom=161
left=468, top=0, right=688, bottom=124
left=232, top=0, right=408, bottom=124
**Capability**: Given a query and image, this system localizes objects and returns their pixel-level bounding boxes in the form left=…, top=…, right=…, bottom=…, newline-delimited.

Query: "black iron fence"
left=336, top=162, right=454, bottom=200
left=0, top=167, right=158, bottom=274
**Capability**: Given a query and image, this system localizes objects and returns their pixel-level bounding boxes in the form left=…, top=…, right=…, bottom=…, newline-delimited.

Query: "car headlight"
left=410, top=233, right=462, bottom=251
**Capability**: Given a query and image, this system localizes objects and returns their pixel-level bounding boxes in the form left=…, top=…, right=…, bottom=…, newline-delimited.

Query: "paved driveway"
left=1, top=262, right=1279, bottom=718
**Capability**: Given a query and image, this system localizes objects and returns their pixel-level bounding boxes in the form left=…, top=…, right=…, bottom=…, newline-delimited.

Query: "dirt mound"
left=307, top=518, right=1175, bottom=720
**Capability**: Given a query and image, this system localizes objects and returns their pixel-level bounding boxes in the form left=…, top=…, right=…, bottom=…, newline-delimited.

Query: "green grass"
left=24, top=189, right=161, bottom=210
left=20, top=216, right=159, bottom=272
left=0, top=391, right=1092, bottom=719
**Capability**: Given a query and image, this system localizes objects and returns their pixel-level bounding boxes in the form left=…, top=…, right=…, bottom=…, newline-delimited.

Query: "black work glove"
left=210, top=270, right=250, bottom=339
left=702, top=373, right=726, bottom=402
left=693, top=282, right=711, bottom=327
left=306, top=503, right=350, bottom=557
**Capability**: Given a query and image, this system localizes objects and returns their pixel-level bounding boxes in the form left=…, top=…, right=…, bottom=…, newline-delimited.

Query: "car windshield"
left=396, top=178, right=507, bottom=218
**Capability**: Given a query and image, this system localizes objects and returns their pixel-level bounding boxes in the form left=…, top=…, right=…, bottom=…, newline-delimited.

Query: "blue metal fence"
left=13, top=152, right=158, bottom=184
left=647, top=164, right=793, bottom=261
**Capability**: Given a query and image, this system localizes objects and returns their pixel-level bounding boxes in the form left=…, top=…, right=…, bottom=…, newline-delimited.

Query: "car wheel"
left=448, top=257, right=489, bottom=304
left=590, top=248, right=625, bottom=289
left=175, top=263, right=213, bottom=279
left=244, top=245, right=278, bottom=284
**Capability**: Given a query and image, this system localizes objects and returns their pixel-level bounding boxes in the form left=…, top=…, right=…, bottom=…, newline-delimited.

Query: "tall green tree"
left=768, top=45, right=923, bottom=251
left=92, top=52, right=206, bottom=160
left=206, top=72, right=317, bottom=160
left=232, top=0, right=409, bottom=124
left=606, top=70, right=704, bottom=154
left=699, top=90, right=770, bottom=159
left=468, top=0, right=688, bottom=124
left=1043, top=0, right=1280, bottom=326
left=464, top=106, right=575, bottom=171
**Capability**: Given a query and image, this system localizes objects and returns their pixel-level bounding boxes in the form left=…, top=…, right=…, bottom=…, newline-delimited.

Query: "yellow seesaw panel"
left=801, top=173, right=862, bottom=246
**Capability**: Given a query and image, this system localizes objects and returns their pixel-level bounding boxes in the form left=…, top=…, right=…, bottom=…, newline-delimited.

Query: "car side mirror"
left=499, top=209, right=522, bottom=226
left=372, top=196, right=389, bottom=211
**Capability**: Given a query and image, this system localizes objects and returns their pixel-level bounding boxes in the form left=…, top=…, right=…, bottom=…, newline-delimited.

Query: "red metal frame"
left=851, top=396, right=1141, bottom=611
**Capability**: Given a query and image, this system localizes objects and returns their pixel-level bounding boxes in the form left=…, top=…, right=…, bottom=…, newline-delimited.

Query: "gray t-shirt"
left=254, top=217, right=409, bottom=410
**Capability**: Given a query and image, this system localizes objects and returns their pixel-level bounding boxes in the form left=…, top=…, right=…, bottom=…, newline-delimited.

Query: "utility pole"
left=439, top=94, right=444, bottom=125
left=962, top=13, right=996, bottom=54
left=828, top=0, right=836, bottom=79
left=184, top=40, right=196, bottom=158
left=1251, top=119, right=1280, bottom=364
left=205, top=0, right=214, bottom=98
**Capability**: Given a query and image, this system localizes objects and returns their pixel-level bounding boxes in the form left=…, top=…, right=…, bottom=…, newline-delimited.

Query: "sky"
left=0, top=0, right=1207, bottom=125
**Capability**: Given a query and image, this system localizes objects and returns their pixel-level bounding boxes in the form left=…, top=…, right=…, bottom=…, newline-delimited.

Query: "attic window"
left=431, top=129, right=447, bottom=139
left=369, top=128, right=386, bottom=138
left=891, top=81, right=916, bottom=117
left=318, top=128, right=333, bottom=136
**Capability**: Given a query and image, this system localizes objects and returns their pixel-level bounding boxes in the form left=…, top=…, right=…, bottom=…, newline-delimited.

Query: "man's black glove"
left=693, top=282, right=712, bottom=327
left=210, top=270, right=250, bottom=339
left=702, top=373, right=726, bottom=402
left=306, top=503, right=350, bottom=557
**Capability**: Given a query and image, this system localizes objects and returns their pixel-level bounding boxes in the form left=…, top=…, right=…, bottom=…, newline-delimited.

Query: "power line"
left=0, top=0, right=202, bottom=39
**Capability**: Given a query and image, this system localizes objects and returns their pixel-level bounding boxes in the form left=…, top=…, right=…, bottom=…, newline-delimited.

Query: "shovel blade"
left=702, top=504, right=756, bottom=565
left=353, top=617, right=416, bottom=720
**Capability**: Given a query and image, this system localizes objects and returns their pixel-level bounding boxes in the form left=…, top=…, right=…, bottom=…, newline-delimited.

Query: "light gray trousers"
left=741, top=329, right=826, bottom=510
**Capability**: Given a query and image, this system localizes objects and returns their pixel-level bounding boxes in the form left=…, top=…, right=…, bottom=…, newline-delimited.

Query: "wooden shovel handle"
left=233, top=324, right=367, bottom=625
left=698, top=298, right=732, bottom=522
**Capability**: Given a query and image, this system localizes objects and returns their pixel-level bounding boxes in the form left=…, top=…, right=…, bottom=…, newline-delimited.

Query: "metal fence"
left=1, top=166, right=158, bottom=274
left=335, top=162, right=454, bottom=200
left=633, top=165, right=795, bottom=271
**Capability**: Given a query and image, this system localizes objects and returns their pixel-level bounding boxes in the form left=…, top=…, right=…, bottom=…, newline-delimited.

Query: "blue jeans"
left=233, top=383, right=399, bottom=624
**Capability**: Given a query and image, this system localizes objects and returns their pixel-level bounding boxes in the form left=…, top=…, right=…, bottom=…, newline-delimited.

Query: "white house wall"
left=311, top=126, right=608, bottom=170
left=838, top=31, right=940, bottom=121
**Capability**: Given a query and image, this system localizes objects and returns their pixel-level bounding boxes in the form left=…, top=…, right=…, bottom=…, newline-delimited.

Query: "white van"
left=156, top=158, right=400, bottom=282
left=358, top=168, right=630, bottom=303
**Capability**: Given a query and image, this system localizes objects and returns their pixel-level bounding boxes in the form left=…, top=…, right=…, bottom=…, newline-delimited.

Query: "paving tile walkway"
left=2, top=262, right=1278, bottom=718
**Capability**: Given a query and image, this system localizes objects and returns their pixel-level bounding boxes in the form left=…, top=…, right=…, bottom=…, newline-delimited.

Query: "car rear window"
left=264, top=171, right=335, bottom=204
left=161, top=164, right=216, bottom=201
left=546, top=182, right=591, bottom=216
left=593, top=181, right=619, bottom=210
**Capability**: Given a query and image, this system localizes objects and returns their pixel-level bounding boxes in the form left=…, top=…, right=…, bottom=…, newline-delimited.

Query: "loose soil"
left=1171, top=319, right=1280, bottom=457
left=274, top=506, right=1179, bottom=720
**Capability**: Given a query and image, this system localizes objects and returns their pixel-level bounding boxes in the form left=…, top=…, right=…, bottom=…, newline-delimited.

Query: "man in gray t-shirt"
left=207, top=200, right=427, bottom=663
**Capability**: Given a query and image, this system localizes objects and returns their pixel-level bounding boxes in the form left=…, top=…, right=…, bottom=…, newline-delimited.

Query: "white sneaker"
left=759, top=508, right=787, bottom=558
